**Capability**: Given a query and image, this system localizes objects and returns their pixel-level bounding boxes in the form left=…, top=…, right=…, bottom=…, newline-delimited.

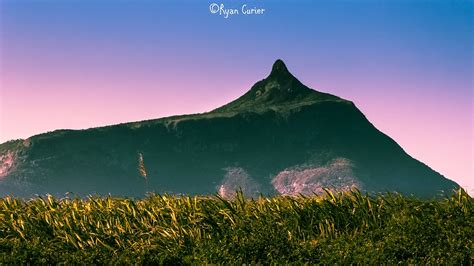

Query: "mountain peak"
left=212, top=59, right=344, bottom=113
left=270, top=59, right=290, bottom=76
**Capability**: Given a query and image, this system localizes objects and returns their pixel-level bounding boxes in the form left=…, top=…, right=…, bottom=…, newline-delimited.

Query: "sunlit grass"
left=0, top=189, right=472, bottom=264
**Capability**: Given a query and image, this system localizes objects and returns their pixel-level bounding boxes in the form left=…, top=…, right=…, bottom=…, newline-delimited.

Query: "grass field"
left=0, top=189, right=472, bottom=264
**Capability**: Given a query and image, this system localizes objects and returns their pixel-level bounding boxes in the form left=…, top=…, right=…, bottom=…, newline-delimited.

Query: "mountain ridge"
left=0, top=60, right=346, bottom=141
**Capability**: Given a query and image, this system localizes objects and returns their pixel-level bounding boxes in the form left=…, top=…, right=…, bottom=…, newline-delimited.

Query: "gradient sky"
left=0, top=0, right=472, bottom=192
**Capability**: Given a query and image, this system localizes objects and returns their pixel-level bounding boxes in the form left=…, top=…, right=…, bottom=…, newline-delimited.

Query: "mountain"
left=0, top=60, right=459, bottom=198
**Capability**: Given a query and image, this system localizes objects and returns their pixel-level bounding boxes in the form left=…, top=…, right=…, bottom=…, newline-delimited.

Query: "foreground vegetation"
left=0, top=189, right=472, bottom=264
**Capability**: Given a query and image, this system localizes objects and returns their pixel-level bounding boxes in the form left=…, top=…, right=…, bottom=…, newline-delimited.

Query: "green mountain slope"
left=0, top=60, right=459, bottom=197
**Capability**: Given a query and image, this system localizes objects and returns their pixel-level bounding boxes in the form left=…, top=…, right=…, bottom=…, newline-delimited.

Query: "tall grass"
left=0, top=189, right=472, bottom=264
